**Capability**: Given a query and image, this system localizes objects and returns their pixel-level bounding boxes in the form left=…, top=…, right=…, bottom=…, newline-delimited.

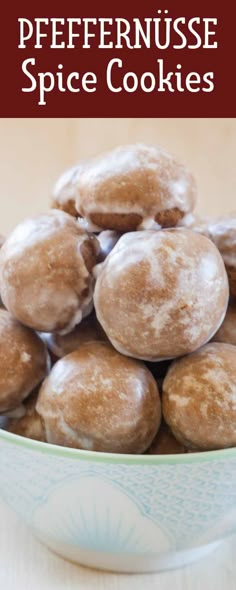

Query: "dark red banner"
left=0, top=0, right=234, bottom=117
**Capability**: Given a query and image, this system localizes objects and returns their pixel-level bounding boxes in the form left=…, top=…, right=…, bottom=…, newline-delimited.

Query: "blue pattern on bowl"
left=0, top=435, right=236, bottom=557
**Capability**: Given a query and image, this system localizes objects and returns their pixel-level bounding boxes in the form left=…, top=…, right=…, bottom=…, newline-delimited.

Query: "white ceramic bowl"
left=0, top=428, right=236, bottom=573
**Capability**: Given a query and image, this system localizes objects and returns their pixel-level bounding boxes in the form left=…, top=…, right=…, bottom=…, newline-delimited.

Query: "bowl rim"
left=1, top=428, right=236, bottom=465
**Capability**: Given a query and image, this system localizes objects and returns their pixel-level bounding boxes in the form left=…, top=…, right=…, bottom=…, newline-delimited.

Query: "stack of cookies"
left=0, top=143, right=235, bottom=454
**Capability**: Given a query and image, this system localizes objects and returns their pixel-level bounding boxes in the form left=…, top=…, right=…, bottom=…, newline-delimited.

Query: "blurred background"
left=0, top=118, right=235, bottom=234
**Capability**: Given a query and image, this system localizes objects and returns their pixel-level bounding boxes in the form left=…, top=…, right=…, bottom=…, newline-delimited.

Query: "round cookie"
left=51, top=162, right=103, bottom=232
left=0, top=210, right=99, bottom=333
left=212, top=301, right=236, bottom=346
left=147, top=423, right=186, bottom=455
left=43, top=313, right=107, bottom=359
left=37, top=341, right=161, bottom=453
left=94, top=229, right=229, bottom=361
left=0, top=309, right=49, bottom=413
left=207, top=217, right=236, bottom=297
left=179, top=215, right=236, bottom=296
left=163, top=342, right=236, bottom=450
left=7, top=390, right=46, bottom=442
left=51, top=163, right=85, bottom=218
left=75, top=144, right=197, bottom=232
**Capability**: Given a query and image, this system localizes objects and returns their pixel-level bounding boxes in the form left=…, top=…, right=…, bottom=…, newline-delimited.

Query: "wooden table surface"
left=0, top=499, right=235, bottom=590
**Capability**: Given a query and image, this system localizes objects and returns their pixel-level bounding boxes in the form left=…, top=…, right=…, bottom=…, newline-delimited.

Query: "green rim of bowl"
left=0, top=428, right=236, bottom=465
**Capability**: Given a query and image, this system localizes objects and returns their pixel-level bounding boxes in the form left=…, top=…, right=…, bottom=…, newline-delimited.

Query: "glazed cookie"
left=0, top=309, right=48, bottom=413
left=75, top=144, right=197, bottom=232
left=7, top=390, right=46, bottom=442
left=43, top=312, right=107, bottom=359
left=51, top=163, right=86, bottom=218
left=94, top=229, right=229, bottom=361
left=163, top=342, right=236, bottom=450
left=37, top=341, right=161, bottom=453
left=51, top=162, right=103, bottom=232
left=179, top=215, right=236, bottom=296
left=212, top=301, right=236, bottom=346
left=0, top=210, right=99, bottom=333
left=207, top=217, right=236, bottom=296
left=147, top=423, right=186, bottom=455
